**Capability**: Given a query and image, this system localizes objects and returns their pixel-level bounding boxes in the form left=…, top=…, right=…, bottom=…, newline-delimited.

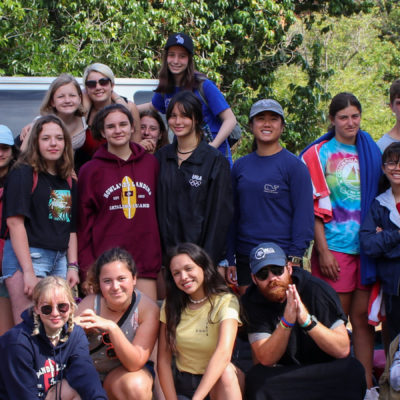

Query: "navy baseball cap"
left=249, top=242, right=287, bottom=275
left=165, top=33, right=194, bottom=54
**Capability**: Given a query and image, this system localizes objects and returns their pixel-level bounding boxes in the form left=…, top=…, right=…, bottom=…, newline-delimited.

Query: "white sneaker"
left=364, top=386, right=379, bottom=400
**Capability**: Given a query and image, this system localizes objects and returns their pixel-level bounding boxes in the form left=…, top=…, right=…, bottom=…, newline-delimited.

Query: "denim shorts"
left=2, top=240, right=67, bottom=279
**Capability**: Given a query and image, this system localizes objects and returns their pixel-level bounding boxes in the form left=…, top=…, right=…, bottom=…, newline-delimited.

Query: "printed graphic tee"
left=319, top=138, right=361, bottom=254
left=3, top=165, right=76, bottom=251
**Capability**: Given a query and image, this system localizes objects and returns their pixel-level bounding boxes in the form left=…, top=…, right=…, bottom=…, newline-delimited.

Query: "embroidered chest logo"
left=264, top=184, right=279, bottom=194
left=195, top=322, right=209, bottom=336
left=175, top=34, right=184, bottom=45
left=189, top=174, right=202, bottom=187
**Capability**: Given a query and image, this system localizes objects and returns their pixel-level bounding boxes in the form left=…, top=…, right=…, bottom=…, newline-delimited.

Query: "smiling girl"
left=76, top=248, right=159, bottom=400
left=77, top=104, right=161, bottom=300
left=158, top=242, right=243, bottom=400
left=301, top=92, right=382, bottom=393
left=361, top=142, right=400, bottom=343
left=155, top=91, right=233, bottom=267
left=139, top=109, right=169, bottom=154
left=139, top=32, right=237, bottom=164
left=0, top=276, right=106, bottom=399
left=2, top=115, right=77, bottom=325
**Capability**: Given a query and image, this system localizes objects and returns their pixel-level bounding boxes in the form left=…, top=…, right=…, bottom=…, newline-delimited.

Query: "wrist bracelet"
left=281, top=317, right=295, bottom=328
left=67, top=262, right=79, bottom=271
left=279, top=320, right=292, bottom=330
left=300, top=314, right=311, bottom=328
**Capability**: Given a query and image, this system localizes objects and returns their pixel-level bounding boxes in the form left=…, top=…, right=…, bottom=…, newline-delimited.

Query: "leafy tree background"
left=1, top=0, right=399, bottom=156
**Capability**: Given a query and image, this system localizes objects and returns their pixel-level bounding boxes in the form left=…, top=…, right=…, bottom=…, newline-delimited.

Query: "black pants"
left=245, top=357, right=366, bottom=400
left=175, top=370, right=210, bottom=400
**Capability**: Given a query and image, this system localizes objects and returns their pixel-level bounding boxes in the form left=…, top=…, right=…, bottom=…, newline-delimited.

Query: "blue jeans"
left=2, top=240, right=67, bottom=279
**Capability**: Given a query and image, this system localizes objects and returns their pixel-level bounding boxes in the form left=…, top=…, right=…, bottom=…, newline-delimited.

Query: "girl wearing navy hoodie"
left=0, top=276, right=106, bottom=399
left=77, top=104, right=161, bottom=300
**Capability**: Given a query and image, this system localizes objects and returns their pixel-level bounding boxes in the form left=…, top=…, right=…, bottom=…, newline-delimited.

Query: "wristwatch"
left=303, top=315, right=318, bottom=332
left=288, top=255, right=302, bottom=265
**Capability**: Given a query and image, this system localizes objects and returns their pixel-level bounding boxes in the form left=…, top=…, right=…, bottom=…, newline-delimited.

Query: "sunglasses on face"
left=85, top=78, right=111, bottom=89
left=40, top=303, right=70, bottom=315
left=255, top=265, right=285, bottom=281
left=102, top=332, right=117, bottom=359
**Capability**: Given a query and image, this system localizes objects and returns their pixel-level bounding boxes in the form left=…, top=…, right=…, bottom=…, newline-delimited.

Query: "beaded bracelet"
left=281, top=317, right=295, bottom=328
left=300, top=314, right=311, bottom=328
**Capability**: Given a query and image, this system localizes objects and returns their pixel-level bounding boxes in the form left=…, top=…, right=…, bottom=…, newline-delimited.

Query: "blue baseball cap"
left=0, top=125, right=14, bottom=146
left=249, top=242, right=287, bottom=275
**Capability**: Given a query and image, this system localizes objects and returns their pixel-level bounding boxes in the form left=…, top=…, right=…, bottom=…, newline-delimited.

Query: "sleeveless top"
left=71, top=117, right=88, bottom=150
left=87, top=291, right=141, bottom=379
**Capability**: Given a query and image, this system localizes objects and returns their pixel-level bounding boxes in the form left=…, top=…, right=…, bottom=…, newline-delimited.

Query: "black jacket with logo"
left=155, top=140, right=233, bottom=264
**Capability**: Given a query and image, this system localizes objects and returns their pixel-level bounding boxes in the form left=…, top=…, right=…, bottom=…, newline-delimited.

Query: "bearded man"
left=241, top=242, right=367, bottom=400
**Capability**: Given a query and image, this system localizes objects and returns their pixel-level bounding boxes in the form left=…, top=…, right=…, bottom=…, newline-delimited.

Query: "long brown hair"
left=163, top=243, right=230, bottom=352
left=155, top=48, right=204, bottom=94
left=15, top=115, right=74, bottom=179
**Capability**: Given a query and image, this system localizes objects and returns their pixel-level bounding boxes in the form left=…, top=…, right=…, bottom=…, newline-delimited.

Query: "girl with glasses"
left=158, top=242, right=243, bottom=400
left=0, top=276, right=106, bottom=399
left=2, top=115, right=78, bottom=325
left=76, top=247, right=159, bottom=400
left=75, top=63, right=141, bottom=171
left=361, top=142, right=400, bottom=343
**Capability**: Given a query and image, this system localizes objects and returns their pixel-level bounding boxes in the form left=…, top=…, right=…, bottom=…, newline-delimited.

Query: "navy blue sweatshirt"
left=0, top=309, right=107, bottom=399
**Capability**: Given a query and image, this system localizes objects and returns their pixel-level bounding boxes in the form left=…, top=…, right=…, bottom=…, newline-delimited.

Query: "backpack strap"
left=32, top=171, right=73, bottom=193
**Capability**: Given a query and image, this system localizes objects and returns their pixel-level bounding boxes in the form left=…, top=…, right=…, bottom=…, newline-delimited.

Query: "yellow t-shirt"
left=160, top=292, right=241, bottom=374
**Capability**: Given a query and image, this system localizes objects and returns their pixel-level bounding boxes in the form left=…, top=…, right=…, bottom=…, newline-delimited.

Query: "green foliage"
left=0, top=0, right=383, bottom=156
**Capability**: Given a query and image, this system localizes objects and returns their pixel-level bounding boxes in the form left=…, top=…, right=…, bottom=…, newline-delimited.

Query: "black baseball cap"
left=165, top=33, right=194, bottom=54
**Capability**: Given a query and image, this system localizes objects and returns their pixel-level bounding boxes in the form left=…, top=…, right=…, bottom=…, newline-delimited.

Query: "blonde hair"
left=40, top=74, right=85, bottom=116
left=32, top=276, right=76, bottom=341
left=83, top=63, right=115, bottom=85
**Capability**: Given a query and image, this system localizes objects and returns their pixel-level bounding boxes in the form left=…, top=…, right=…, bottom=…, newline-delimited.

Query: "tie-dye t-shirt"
left=319, top=138, right=360, bottom=254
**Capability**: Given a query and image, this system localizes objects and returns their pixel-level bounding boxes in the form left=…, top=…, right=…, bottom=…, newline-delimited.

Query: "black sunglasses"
left=255, top=265, right=285, bottom=281
left=102, top=332, right=117, bottom=359
left=85, top=77, right=111, bottom=89
left=40, top=303, right=70, bottom=315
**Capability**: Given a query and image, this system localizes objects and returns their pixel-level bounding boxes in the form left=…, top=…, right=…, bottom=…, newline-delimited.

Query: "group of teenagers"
left=0, top=30, right=399, bottom=400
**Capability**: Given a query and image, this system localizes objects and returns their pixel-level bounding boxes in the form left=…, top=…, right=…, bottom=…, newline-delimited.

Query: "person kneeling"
left=242, top=242, right=366, bottom=400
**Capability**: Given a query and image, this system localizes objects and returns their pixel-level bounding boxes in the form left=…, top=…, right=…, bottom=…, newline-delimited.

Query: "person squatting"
left=0, top=31, right=399, bottom=400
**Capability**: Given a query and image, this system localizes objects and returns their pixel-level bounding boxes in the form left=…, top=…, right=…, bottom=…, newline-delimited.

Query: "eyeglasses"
left=255, top=265, right=285, bottom=281
left=85, top=78, right=111, bottom=89
left=40, top=303, right=70, bottom=315
left=102, top=332, right=117, bottom=359
left=384, top=161, right=400, bottom=170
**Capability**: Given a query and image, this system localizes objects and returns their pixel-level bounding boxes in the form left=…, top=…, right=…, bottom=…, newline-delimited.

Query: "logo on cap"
left=255, top=247, right=275, bottom=259
left=176, top=34, right=184, bottom=45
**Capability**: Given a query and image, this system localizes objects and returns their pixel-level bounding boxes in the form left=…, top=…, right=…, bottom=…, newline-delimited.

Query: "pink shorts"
left=311, top=250, right=370, bottom=293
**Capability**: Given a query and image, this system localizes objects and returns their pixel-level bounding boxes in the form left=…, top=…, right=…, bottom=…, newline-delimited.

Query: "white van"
left=0, top=76, right=158, bottom=136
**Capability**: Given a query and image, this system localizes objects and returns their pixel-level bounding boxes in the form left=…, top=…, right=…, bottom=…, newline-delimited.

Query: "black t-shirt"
left=242, top=267, right=347, bottom=365
left=3, top=164, right=77, bottom=251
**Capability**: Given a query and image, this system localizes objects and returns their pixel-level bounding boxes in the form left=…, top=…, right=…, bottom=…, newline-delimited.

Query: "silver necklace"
left=189, top=296, right=207, bottom=304
left=47, top=328, right=62, bottom=341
